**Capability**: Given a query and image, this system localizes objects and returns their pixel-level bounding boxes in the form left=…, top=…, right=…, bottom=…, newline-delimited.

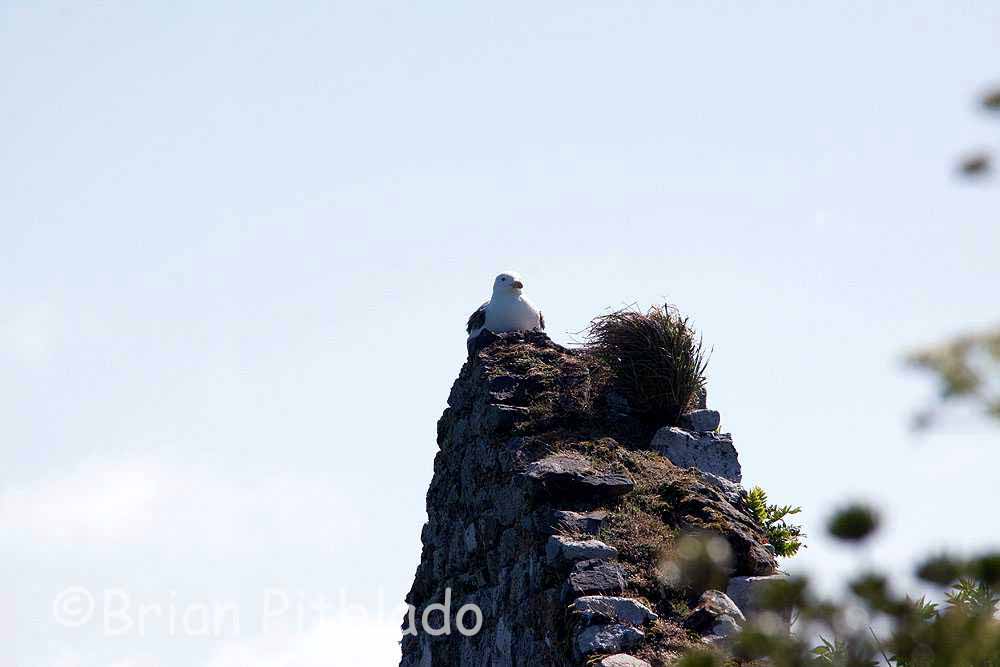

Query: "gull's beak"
left=512, top=280, right=524, bottom=289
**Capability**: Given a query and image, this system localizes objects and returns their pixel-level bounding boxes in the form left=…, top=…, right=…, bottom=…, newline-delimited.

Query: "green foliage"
left=983, top=86, right=1000, bottom=111
left=812, top=636, right=878, bottom=667
left=828, top=504, right=879, bottom=542
left=903, top=595, right=939, bottom=622
left=970, top=553, right=1000, bottom=588
left=678, top=513, right=1000, bottom=667
left=586, top=303, right=708, bottom=426
left=916, top=555, right=963, bottom=586
left=747, top=485, right=805, bottom=557
left=908, top=325, right=1000, bottom=427
left=889, top=578, right=1000, bottom=667
left=955, top=84, right=1000, bottom=178
left=919, top=82, right=1000, bottom=421
left=811, top=636, right=845, bottom=665
left=945, top=578, right=1000, bottom=616
left=675, top=648, right=722, bottom=667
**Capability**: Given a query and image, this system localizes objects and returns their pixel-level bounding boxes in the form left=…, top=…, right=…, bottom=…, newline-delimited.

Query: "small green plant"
left=586, top=303, right=708, bottom=426
left=946, top=577, right=1000, bottom=616
left=676, top=505, right=1000, bottom=667
left=812, top=635, right=878, bottom=667
left=746, top=485, right=805, bottom=557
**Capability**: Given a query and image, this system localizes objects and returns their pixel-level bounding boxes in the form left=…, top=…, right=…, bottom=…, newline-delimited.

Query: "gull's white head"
left=492, top=272, right=524, bottom=295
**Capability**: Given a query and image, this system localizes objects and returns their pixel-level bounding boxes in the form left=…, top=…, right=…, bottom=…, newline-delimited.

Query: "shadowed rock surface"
left=400, top=331, right=777, bottom=666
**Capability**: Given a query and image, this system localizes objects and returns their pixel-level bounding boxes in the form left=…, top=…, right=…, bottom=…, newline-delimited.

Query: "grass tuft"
left=586, top=304, right=708, bottom=426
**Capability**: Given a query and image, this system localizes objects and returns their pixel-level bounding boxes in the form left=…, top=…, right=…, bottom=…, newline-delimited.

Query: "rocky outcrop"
left=524, top=455, right=636, bottom=500
left=679, top=409, right=721, bottom=433
left=598, top=655, right=654, bottom=667
left=726, top=574, right=792, bottom=630
left=576, top=623, right=645, bottom=656
left=553, top=510, right=608, bottom=536
left=400, top=331, right=779, bottom=666
left=572, top=596, right=658, bottom=626
left=651, top=427, right=741, bottom=483
left=683, top=590, right=746, bottom=646
left=547, top=536, right=619, bottom=563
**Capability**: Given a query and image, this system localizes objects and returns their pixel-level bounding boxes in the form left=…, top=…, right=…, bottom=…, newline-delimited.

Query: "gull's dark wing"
left=466, top=302, right=488, bottom=334
left=539, top=312, right=545, bottom=330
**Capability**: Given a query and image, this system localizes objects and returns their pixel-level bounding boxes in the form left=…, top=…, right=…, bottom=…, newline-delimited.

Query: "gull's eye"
left=501, top=277, right=506, bottom=281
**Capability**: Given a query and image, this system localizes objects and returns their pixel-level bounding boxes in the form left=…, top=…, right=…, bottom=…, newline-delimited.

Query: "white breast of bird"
left=486, top=295, right=540, bottom=333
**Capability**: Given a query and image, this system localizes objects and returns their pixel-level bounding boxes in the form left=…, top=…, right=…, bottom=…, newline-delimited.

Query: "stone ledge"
left=564, top=559, right=627, bottom=599
left=650, top=427, right=741, bottom=483
left=572, top=595, right=658, bottom=626
left=522, top=454, right=635, bottom=501
left=576, top=623, right=645, bottom=657
left=546, top=535, right=618, bottom=564
left=598, top=655, right=653, bottom=667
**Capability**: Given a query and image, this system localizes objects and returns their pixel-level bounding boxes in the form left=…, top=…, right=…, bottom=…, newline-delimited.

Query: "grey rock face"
left=651, top=426, right=742, bottom=483
left=523, top=454, right=635, bottom=501
left=680, top=409, right=721, bottom=432
left=658, top=472, right=777, bottom=576
left=572, top=596, right=658, bottom=626
left=709, top=613, right=741, bottom=638
left=552, top=510, right=608, bottom=536
left=566, top=559, right=627, bottom=598
left=484, top=403, right=530, bottom=433
left=576, top=623, right=645, bottom=656
left=546, top=535, right=618, bottom=564
left=463, top=523, right=477, bottom=552
left=403, top=330, right=774, bottom=665
left=727, top=574, right=792, bottom=630
left=598, top=655, right=653, bottom=667
left=405, top=332, right=600, bottom=666
left=696, top=470, right=745, bottom=506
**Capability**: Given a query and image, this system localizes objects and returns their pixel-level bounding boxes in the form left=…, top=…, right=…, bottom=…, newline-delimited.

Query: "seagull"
left=466, top=272, right=545, bottom=340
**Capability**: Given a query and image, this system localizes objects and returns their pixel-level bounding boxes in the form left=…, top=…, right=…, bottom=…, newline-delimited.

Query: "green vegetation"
left=811, top=635, right=877, bottom=667
left=912, top=81, right=1000, bottom=427
left=586, top=303, right=708, bottom=426
left=826, top=503, right=879, bottom=542
left=908, top=327, right=1000, bottom=427
left=672, top=507, right=1000, bottom=667
left=956, top=85, right=1000, bottom=177
left=746, top=486, right=806, bottom=558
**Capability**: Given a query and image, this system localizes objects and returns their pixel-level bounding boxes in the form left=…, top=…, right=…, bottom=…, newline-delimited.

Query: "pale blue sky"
left=2, top=2, right=999, bottom=665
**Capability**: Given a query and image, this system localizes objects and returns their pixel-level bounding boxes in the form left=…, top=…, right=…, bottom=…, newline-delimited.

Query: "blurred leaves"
left=982, top=86, right=1000, bottom=111
left=959, top=152, right=992, bottom=177
left=946, top=577, right=1000, bottom=616
left=908, top=326, right=1000, bottom=428
left=957, top=82, right=1000, bottom=180
left=916, top=555, right=963, bottom=586
left=920, top=82, right=1000, bottom=421
left=915, top=552, right=1000, bottom=589
left=685, top=81, right=1000, bottom=667
left=657, top=531, right=733, bottom=594
left=812, top=636, right=879, bottom=667
left=674, top=648, right=722, bottom=667
left=675, top=501, right=1000, bottom=667
left=680, top=569, right=1000, bottom=667
left=828, top=504, right=880, bottom=542
left=970, top=553, right=1000, bottom=588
